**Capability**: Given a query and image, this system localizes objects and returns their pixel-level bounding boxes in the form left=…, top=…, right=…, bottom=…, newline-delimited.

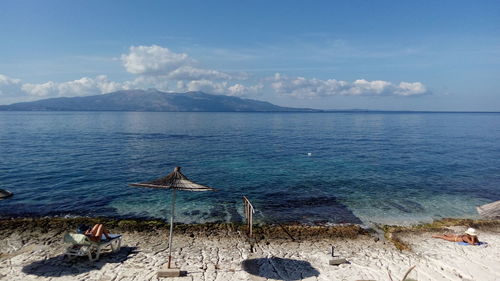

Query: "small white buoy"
left=307, top=152, right=312, bottom=156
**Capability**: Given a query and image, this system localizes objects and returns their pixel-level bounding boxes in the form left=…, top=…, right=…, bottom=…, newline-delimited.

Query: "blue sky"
left=0, top=0, right=499, bottom=110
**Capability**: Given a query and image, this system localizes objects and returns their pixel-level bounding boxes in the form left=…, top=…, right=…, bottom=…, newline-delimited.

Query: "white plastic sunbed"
left=63, top=233, right=122, bottom=261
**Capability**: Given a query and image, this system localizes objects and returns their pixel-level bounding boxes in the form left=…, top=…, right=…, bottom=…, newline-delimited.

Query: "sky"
left=0, top=0, right=499, bottom=111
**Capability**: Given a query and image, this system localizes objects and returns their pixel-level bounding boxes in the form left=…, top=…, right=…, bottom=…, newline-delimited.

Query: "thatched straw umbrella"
left=477, top=200, right=500, bottom=219
left=129, top=167, right=215, bottom=269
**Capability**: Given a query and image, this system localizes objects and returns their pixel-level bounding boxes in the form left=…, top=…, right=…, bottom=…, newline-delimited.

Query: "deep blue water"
left=1, top=111, right=499, bottom=225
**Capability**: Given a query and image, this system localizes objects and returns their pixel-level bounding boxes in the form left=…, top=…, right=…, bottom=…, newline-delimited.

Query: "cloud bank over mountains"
left=0, top=45, right=429, bottom=104
left=271, top=73, right=427, bottom=98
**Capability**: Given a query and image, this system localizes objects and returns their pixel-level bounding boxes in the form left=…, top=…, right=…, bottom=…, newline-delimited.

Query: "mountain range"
left=0, top=89, right=318, bottom=112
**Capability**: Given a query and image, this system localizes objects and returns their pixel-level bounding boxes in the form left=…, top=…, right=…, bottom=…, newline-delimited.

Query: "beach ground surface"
left=0, top=219, right=499, bottom=281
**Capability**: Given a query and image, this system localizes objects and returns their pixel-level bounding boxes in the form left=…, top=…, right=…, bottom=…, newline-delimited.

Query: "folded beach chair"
left=63, top=233, right=122, bottom=261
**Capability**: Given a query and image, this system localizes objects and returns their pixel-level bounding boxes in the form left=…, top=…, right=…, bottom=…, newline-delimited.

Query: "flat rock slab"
left=157, top=268, right=181, bottom=278
left=2, top=227, right=500, bottom=281
left=477, top=200, right=500, bottom=218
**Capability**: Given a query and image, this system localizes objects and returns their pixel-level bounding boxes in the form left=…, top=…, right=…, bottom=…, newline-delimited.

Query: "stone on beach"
left=477, top=200, right=500, bottom=218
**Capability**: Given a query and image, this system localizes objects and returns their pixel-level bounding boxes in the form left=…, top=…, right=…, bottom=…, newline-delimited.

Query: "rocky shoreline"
left=1, top=217, right=499, bottom=280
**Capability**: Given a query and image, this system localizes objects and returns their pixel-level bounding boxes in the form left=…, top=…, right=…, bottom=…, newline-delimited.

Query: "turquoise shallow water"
left=0, top=111, right=499, bottom=225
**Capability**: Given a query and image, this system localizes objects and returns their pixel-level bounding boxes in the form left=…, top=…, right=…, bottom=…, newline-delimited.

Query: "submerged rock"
left=0, top=189, right=13, bottom=199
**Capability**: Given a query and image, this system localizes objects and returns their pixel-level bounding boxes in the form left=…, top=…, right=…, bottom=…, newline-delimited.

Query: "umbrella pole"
left=167, top=189, right=176, bottom=269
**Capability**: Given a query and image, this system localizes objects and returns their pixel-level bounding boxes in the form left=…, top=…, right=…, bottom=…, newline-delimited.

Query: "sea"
left=1, top=111, right=499, bottom=226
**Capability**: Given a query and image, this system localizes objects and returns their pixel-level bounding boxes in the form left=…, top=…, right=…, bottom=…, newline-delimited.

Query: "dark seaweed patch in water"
left=257, top=194, right=362, bottom=224
left=192, top=202, right=243, bottom=223
left=207, top=204, right=226, bottom=223
left=383, top=199, right=425, bottom=213
left=400, top=199, right=425, bottom=212
left=224, top=203, right=243, bottom=222
left=0, top=203, right=121, bottom=219
left=385, top=201, right=412, bottom=213
left=182, top=210, right=201, bottom=217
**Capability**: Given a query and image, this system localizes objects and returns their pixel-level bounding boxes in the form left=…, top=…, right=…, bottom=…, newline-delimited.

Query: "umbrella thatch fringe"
left=129, top=167, right=215, bottom=191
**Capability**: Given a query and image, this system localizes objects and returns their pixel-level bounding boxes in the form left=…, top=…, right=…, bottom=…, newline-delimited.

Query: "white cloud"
left=21, top=75, right=128, bottom=97
left=1, top=45, right=430, bottom=105
left=121, top=45, right=234, bottom=82
left=395, top=81, right=427, bottom=96
left=121, top=45, right=191, bottom=75
left=119, top=45, right=261, bottom=96
left=168, top=66, right=232, bottom=81
left=271, top=73, right=428, bottom=98
left=0, top=74, right=21, bottom=86
left=227, top=83, right=264, bottom=96
left=176, top=80, right=263, bottom=97
left=122, top=76, right=170, bottom=92
left=0, top=74, right=22, bottom=97
left=181, top=79, right=228, bottom=94
left=21, top=81, right=57, bottom=97
left=121, top=45, right=237, bottom=84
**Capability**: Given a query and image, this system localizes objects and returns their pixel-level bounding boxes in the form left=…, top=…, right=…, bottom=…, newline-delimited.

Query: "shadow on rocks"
left=22, top=246, right=138, bottom=277
left=242, top=257, right=320, bottom=281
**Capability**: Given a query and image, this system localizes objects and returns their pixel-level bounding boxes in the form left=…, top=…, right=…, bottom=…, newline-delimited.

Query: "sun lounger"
left=63, top=233, right=122, bottom=261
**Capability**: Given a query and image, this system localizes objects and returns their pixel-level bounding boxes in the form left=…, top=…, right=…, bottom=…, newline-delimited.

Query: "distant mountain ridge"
left=0, top=89, right=318, bottom=112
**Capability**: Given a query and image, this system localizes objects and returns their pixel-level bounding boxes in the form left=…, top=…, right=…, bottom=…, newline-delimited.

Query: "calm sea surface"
left=1, top=111, right=499, bottom=225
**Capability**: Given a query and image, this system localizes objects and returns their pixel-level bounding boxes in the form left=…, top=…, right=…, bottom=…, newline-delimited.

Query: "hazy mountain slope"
left=0, top=89, right=317, bottom=112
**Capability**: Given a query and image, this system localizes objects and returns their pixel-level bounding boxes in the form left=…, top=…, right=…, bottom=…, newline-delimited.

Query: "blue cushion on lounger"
left=457, top=241, right=487, bottom=246
left=101, top=234, right=121, bottom=242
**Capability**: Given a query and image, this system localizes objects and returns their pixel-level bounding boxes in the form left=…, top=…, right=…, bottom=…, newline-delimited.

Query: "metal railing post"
left=242, top=196, right=255, bottom=238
